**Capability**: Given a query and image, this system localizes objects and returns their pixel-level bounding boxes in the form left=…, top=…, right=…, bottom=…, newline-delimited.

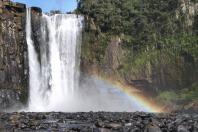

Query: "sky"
left=12, top=0, right=77, bottom=13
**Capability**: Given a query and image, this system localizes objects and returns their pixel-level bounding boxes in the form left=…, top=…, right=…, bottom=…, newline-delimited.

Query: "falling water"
left=40, top=14, right=83, bottom=111
left=26, top=8, right=43, bottom=110
left=26, top=8, right=152, bottom=112
left=26, top=8, right=83, bottom=111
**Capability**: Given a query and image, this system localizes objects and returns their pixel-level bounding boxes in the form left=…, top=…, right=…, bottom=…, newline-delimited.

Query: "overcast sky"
left=13, top=0, right=77, bottom=13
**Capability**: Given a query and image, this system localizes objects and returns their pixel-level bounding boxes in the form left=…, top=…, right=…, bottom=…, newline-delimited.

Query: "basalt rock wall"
left=0, top=0, right=42, bottom=110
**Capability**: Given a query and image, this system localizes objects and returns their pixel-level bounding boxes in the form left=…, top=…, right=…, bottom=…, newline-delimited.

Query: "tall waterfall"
left=26, top=8, right=150, bottom=112
left=26, top=8, right=83, bottom=112
left=26, top=8, right=43, bottom=111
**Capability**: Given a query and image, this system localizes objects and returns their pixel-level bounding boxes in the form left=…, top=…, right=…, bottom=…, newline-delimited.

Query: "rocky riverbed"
left=0, top=112, right=197, bottom=132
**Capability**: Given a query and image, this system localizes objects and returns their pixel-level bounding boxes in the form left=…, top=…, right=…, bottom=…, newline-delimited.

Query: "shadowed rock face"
left=0, top=0, right=27, bottom=110
left=0, top=0, right=42, bottom=110
left=0, top=112, right=197, bottom=131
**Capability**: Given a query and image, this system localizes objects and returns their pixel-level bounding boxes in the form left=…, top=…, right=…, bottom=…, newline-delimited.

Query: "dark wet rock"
left=31, top=7, right=42, bottom=14
left=178, top=125, right=189, bottom=132
left=0, top=89, right=22, bottom=110
left=0, top=112, right=197, bottom=132
left=193, top=122, right=198, bottom=132
left=104, top=123, right=122, bottom=129
left=144, top=123, right=162, bottom=132
left=14, top=2, right=26, bottom=10
left=0, top=0, right=42, bottom=110
left=98, top=128, right=112, bottom=132
left=0, top=0, right=28, bottom=110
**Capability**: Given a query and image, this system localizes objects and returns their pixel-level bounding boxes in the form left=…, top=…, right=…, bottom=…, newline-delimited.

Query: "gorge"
left=25, top=7, right=160, bottom=113
left=0, top=0, right=197, bottom=131
left=0, top=0, right=197, bottom=114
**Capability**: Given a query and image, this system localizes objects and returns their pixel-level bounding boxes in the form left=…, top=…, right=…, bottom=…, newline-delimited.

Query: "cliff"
left=78, top=0, right=198, bottom=111
left=0, top=0, right=197, bottom=112
left=0, top=0, right=42, bottom=110
left=0, top=0, right=28, bottom=110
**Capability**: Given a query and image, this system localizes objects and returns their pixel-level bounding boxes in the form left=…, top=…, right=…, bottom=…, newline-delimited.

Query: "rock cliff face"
left=0, top=0, right=42, bottom=110
left=0, top=0, right=27, bottom=110
left=0, top=0, right=197, bottom=111
left=78, top=0, right=198, bottom=111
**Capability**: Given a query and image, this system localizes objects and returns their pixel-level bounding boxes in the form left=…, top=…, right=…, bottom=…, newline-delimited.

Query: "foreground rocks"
left=0, top=112, right=197, bottom=132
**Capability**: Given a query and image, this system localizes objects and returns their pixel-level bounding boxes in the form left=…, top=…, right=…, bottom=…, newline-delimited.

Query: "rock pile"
left=0, top=112, right=197, bottom=132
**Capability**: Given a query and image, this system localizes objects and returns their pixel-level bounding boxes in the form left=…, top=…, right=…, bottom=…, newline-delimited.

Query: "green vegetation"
left=77, top=0, right=198, bottom=107
left=179, top=83, right=198, bottom=101
left=157, top=91, right=179, bottom=104
left=3, top=1, right=17, bottom=7
left=157, top=83, right=198, bottom=104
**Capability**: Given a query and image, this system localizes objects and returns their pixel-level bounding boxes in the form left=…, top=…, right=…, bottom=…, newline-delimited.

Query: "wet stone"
left=104, top=123, right=122, bottom=129
left=0, top=112, right=197, bottom=132
left=177, top=125, right=189, bottom=132
left=144, top=124, right=162, bottom=132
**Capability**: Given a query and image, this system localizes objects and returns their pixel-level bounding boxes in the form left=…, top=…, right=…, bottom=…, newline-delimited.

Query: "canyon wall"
left=78, top=0, right=198, bottom=111
left=0, top=0, right=27, bottom=110
left=0, top=0, right=41, bottom=110
left=0, top=0, right=197, bottom=111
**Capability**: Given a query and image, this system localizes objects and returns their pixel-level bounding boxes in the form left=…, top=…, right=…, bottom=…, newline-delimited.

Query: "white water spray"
left=26, top=8, right=83, bottom=111
left=26, top=8, right=43, bottom=110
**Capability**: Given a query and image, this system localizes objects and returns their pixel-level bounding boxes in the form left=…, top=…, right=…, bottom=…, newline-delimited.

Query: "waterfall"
left=26, top=8, right=149, bottom=112
left=26, top=8, right=83, bottom=112
left=26, top=8, right=43, bottom=110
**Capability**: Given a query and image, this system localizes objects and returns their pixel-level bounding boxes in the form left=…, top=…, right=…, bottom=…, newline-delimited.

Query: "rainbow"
left=93, top=75, right=164, bottom=113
